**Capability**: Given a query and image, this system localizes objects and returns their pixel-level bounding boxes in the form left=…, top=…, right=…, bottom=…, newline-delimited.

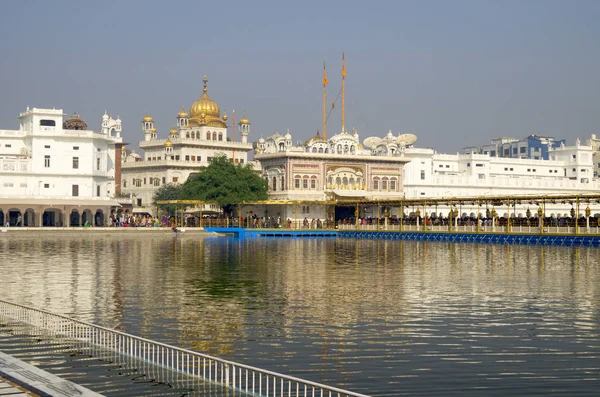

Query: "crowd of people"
left=108, top=213, right=174, bottom=228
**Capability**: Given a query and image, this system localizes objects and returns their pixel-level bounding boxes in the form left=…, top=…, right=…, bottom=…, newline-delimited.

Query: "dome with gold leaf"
left=169, top=127, right=178, bottom=135
left=189, top=75, right=226, bottom=128
left=177, top=107, right=189, bottom=119
left=142, top=113, right=153, bottom=123
left=164, top=138, right=173, bottom=147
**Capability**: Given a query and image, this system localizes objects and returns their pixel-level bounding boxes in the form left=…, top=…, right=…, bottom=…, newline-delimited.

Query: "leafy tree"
left=180, top=155, right=268, bottom=213
left=152, top=183, right=183, bottom=215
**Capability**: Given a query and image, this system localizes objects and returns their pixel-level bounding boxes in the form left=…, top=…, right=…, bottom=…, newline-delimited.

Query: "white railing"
left=337, top=223, right=600, bottom=235
left=0, top=299, right=370, bottom=397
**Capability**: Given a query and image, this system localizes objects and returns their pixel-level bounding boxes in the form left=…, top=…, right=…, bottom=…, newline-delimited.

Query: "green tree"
left=180, top=155, right=268, bottom=213
left=152, top=183, right=183, bottom=215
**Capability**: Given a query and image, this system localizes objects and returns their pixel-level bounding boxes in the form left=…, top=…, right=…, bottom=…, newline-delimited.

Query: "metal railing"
left=338, top=223, right=600, bottom=235
left=0, top=299, right=370, bottom=397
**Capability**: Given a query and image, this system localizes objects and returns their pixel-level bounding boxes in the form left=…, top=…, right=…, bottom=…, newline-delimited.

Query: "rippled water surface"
left=1, top=233, right=600, bottom=396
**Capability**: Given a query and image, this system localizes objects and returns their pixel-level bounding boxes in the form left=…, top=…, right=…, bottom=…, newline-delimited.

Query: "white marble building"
left=121, top=75, right=253, bottom=214
left=251, top=129, right=599, bottom=220
left=0, top=107, right=123, bottom=226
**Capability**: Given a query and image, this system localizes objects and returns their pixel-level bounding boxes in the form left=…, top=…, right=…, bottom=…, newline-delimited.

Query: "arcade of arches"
left=0, top=204, right=117, bottom=227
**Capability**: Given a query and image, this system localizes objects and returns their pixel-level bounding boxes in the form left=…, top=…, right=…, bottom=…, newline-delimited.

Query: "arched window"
left=122, top=179, right=127, bottom=188
left=218, top=132, right=223, bottom=141
left=302, top=176, right=309, bottom=189
left=344, top=145, right=349, bottom=153
left=335, top=177, right=342, bottom=187
left=350, top=145, right=355, bottom=153
left=186, top=132, right=190, bottom=138
left=279, top=142, right=285, bottom=151
left=337, top=144, right=342, bottom=153
left=212, top=132, right=217, bottom=140
left=349, top=177, right=355, bottom=189
left=272, top=176, right=277, bottom=191
left=382, top=177, right=388, bottom=191
left=294, top=176, right=301, bottom=189
left=281, top=177, right=285, bottom=191
left=318, top=147, right=323, bottom=153
left=310, top=176, right=317, bottom=189
left=342, top=176, right=349, bottom=187
left=373, top=177, right=380, bottom=191
left=312, top=147, right=317, bottom=153
left=206, top=132, right=210, bottom=140
left=390, top=178, right=397, bottom=191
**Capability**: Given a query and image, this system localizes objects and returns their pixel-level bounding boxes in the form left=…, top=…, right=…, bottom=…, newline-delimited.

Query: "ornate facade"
left=121, top=75, right=253, bottom=213
left=252, top=129, right=412, bottom=220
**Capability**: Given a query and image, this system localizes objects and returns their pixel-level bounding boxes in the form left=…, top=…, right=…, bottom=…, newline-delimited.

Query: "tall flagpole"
left=341, top=52, right=346, bottom=133
left=232, top=109, right=236, bottom=162
left=323, top=62, right=328, bottom=139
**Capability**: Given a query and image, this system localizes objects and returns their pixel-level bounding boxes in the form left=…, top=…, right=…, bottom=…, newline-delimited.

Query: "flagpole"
left=341, top=52, right=346, bottom=133
left=232, top=109, right=236, bottom=162
left=323, top=62, right=328, bottom=139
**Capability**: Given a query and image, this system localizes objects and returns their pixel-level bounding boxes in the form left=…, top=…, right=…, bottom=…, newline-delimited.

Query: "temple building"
left=121, top=75, right=253, bottom=213
left=0, top=107, right=123, bottom=226
left=252, top=128, right=412, bottom=220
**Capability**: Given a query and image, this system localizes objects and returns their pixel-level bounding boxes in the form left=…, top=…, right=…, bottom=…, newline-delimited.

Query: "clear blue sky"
left=1, top=0, right=599, bottom=153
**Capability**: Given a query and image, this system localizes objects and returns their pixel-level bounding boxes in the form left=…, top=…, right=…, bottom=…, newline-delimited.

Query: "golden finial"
left=203, top=74, right=208, bottom=94
left=223, top=112, right=228, bottom=121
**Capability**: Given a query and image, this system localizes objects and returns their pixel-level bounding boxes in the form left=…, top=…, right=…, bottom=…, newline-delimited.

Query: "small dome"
left=165, top=138, right=173, bottom=147
left=142, top=113, right=153, bottom=122
left=223, top=113, right=228, bottom=122
left=121, top=146, right=126, bottom=151
left=63, top=113, right=88, bottom=130
left=177, top=106, right=189, bottom=118
left=239, top=115, right=250, bottom=124
left=151, top=127, right=157, bottom=133
left=169, top=127, right=178, bottom=135
left=305, top=130, right=327, bottom=146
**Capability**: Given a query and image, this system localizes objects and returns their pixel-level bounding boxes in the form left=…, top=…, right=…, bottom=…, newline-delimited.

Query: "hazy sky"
left=1, top=0, right=599, bottom=153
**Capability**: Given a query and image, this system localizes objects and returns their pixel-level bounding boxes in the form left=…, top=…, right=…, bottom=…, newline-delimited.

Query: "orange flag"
left=342, top=53, right=346, bottom=77
left=323, top=62, right=328, bottom=86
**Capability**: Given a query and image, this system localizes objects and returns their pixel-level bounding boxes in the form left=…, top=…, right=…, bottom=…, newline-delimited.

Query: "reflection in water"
left=1, top=234, right=600, bottom=396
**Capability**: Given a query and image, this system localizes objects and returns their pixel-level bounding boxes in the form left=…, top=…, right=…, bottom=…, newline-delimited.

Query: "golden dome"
left=151, top=126, right=157, bottom=132
left=305, top=130, right=327, bottom=146
left=189, top=75, right=227, bottom=128
left=165, top=138, right=173, bottom=147
left=177, top=106, right=189, bottom=118
left=169, top=127, right=178, bottom=135
left=142, top=113, right=153, bottom=122
left=190, top=75, right=220, bottom=119
left=222, top=113, right=228, bottom=122
left=239, top=114, right=250, bottom=124
left=121, top=146, right=126, bottom=151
